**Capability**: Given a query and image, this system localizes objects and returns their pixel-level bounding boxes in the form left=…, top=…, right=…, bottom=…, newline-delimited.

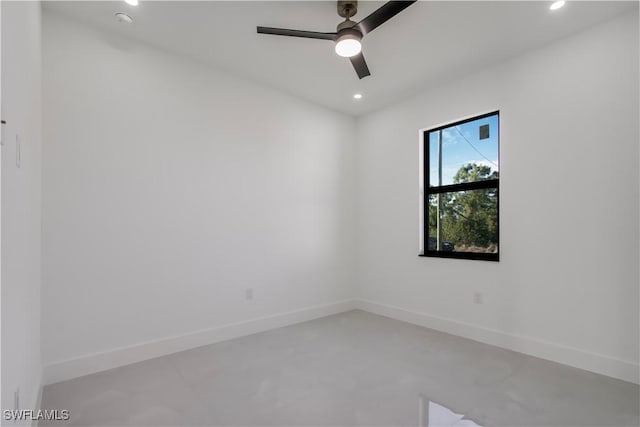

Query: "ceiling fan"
left=257, top=0, right=417, bottom=79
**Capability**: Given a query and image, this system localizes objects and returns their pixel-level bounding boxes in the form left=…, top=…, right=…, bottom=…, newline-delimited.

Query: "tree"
left=429, top=163, right=498, bottom=251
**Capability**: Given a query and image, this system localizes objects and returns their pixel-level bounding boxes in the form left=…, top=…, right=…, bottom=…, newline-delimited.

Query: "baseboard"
left=355, top=299, right=639, bottom=385
left=42, top=298, right=639, bottom=386
left=43, top=299, right=356, bottom=385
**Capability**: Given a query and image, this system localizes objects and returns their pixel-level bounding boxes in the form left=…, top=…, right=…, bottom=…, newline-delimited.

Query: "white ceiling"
left=43, top=1, right=637, bottom=116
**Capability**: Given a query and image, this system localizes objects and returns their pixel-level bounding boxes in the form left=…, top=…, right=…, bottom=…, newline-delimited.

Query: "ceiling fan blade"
left=355, top=1, right=417, bottom=35
left=257, top=26, right=337, bottom=41
left=349, top=53, right=371, bottom=79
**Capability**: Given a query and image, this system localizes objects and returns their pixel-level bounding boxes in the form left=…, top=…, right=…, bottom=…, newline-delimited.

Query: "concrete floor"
left=40, top=310, right=639, bottom=426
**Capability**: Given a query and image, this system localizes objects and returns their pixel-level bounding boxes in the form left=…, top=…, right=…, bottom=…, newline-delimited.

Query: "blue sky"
left=428, top=114, right=499, bottom=186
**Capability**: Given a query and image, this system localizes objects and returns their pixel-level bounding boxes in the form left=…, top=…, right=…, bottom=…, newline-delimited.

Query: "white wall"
left=40, top=6, right=639, bottom=386
left=355, top=11, right=639, bottom=384
left=1, top=0, right=43, bottom=420
left=41, top=12, right=356, bottom=379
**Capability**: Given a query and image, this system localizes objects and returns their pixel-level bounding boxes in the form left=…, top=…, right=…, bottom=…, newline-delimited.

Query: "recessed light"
left=114, top=12, right=133, bottom=24
left=353, top=93, right=363, bottom=100
left=124, top=0, right=139, bottom=6
left=550, top=1, right=565, bottom=11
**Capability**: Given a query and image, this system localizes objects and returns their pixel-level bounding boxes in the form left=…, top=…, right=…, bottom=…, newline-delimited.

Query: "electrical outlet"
left=14, top=388, right=20, bottom=411
left=245, top=288, right=254, bottom=300
left=473, top=292, right=483, bottom=304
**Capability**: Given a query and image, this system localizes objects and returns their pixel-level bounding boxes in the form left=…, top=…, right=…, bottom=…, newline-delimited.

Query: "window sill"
left=419, top=251, right=499, bottom=262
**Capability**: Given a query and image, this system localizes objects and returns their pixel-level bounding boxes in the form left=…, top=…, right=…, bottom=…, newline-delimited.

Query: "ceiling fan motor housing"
left=336, top=26, right=362, bottom=41
left=337, top=18, right=359, bottom=31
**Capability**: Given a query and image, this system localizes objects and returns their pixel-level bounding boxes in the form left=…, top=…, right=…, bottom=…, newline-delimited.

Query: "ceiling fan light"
left=335, top=28, right=362, bottom=57
left=335, top=38, right=361, bottom=57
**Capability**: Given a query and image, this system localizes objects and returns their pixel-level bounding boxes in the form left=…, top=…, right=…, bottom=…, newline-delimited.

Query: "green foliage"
left=453, top=163, right=498, bottom=184
left=429, top=163, right=498, bottom=251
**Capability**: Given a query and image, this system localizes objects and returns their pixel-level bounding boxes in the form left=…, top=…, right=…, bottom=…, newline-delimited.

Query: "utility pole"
left=436, top=129, right=443, bottom=250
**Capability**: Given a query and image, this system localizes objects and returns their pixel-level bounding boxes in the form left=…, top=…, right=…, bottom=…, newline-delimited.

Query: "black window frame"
left=420, top=111, right=500, bottom=262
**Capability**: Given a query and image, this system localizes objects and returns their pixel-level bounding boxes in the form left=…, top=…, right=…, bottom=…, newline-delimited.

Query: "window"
left=420, top=111, right=499, bottom=261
